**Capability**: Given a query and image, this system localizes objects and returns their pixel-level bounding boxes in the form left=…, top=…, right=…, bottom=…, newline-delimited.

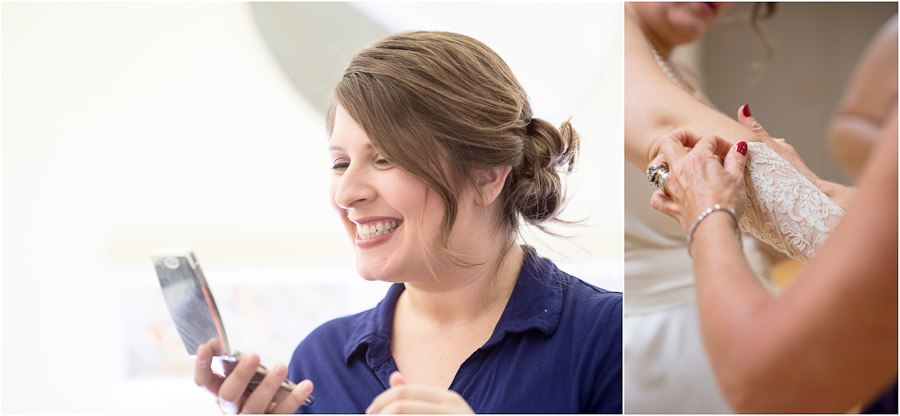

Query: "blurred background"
left=683, top=2, right=896, bottom=185
left=1, top=2, right=622, bottom=413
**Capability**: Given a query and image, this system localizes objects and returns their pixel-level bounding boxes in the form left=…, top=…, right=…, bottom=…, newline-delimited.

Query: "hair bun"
left=508, top=117, right=580, bottom=227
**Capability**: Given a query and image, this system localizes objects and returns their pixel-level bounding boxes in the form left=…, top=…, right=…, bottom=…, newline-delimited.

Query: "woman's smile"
left=353, top=217, right=403, bottom=248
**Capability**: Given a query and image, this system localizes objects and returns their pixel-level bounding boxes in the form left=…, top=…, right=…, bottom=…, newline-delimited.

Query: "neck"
left=646, top=33, right=674, bottom=61
left=399, top=242, right=525, bottom=326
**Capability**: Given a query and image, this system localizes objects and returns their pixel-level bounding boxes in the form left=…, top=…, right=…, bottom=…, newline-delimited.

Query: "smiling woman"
left=326, top=31, right=578, bottom=280
left=191, top=31, right=622, bottom=414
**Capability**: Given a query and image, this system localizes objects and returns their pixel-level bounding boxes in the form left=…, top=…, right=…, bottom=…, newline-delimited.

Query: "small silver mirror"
left=151, top=247, right=230, bottom=356
left=150, top=247, right=313, bottom=406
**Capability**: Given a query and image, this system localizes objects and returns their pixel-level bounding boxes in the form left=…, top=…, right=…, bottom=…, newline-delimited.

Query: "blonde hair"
left=326, top=31, right=579, bottom=261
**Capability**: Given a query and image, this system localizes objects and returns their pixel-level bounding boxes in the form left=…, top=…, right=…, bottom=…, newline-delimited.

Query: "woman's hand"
left=737, top=104, right=855, bottom=209
left=365, top=372, right=474, bottom=414
left=194, top=339, right=314, bottom=414
left=737, top=104, right=820, bottom=185
left=649, top=132, right=749, bottom=234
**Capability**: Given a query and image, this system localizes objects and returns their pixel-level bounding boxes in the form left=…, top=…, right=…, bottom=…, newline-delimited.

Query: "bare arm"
left=827, top=15, right=898, bottom=179
left=626, top=5, right=856, bottom=210
left=691, top=114, right=898, bottom=412
left=624, top=5, right=761, bottom=169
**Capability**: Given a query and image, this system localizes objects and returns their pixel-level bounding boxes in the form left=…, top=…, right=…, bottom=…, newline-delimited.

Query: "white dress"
left=623, top=55, right=845, bottom=413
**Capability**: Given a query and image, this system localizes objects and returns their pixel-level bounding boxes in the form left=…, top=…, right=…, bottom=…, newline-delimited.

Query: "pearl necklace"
left=649, top=42, right=711, bottom=105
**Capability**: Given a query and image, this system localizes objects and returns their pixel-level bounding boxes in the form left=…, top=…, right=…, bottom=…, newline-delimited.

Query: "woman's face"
left=328, top=105, right=447, bottom=283
left=633, top=2, right=735, bottom=47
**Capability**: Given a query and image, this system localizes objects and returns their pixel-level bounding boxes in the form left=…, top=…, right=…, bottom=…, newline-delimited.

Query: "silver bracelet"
left=687, top=204, right=742, bottom=257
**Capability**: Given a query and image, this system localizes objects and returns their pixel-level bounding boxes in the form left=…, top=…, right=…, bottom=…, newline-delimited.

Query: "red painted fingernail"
left=736, top=141, right=748, bottom=156
left=742, top=104, right=751, bottom=117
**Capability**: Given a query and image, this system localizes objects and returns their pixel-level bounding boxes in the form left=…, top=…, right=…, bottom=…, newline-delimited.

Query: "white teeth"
left=357, top=220, right=400, bottom=240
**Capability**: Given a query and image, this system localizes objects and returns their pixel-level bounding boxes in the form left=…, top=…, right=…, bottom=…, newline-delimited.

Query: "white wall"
left=1, top=2, right=622, bottom=413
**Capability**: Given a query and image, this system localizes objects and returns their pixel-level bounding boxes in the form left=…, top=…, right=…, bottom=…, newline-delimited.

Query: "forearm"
left=689, top=214, right=777, bottom=409
left=827, top=115, right=881, bottom=177
left=828, top=15, right=897, bottom=178
left=692, top=214, right=866, bottom=413
left=691, top=120, right=899, bottom=412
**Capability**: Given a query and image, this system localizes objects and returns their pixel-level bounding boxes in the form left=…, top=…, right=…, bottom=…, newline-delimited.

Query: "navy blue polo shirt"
left=287, top=248, right=622, bottom=413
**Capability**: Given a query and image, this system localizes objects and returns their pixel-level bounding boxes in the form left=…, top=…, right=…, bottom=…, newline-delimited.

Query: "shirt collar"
left=342, top=247, right=565, bottom=364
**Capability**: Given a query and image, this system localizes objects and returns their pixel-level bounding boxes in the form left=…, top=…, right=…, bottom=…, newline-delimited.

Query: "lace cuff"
left=739, top=142, right=845, bottom=263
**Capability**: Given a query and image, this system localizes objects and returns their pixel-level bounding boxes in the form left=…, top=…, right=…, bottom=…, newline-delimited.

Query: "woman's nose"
left=334, top=164, right=376, bottom=209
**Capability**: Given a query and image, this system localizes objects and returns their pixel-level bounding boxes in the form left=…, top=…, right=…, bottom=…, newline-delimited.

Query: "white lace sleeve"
left=739, top=142, right=845, bottom=263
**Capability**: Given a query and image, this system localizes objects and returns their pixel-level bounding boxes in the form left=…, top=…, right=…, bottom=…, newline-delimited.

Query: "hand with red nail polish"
left=734, top=104, right=854, bottom=209
left=649, top=132, right=749, bottom=234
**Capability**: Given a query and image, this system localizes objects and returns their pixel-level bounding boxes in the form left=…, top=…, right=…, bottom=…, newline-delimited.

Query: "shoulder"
left=527, top=251, right=622, bottom=319
left=557, top=272, right=622, bottom=341
left=527, top=256, right=622, bottom=412
left=562, top=274, right=622, bottom=321
left=523, top=251, right=621, bottom=337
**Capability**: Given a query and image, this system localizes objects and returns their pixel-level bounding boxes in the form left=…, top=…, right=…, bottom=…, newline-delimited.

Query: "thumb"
left=736, top=104, right=771, bottom=139
left=388, top=371, right=406, bottom=387
left=724, top=141, right=749, bottom=178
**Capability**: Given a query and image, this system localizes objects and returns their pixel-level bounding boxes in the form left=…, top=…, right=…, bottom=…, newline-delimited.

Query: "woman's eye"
left=331, top=162, right=350, bottom=172
left=374, top=158, right=392, bottom=168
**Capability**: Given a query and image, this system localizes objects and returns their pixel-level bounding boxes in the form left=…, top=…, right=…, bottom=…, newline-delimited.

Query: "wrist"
left=687, top=204, right=742, bottom=257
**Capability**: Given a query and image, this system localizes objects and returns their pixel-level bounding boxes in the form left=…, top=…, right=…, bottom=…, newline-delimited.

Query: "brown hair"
left=750, top=2, right=777, bottom=69
left=326, top=31, right=579, bottom=259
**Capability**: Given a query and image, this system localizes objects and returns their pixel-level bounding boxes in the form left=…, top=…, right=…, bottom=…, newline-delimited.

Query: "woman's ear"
left=473, top=165, right=512, bottom=206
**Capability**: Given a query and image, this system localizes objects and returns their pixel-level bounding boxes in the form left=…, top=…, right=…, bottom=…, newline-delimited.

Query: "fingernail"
left=736, top=141, right=748, bottom=156
left=742, top=104, right=751, bottom=117
left=273, top=363, right=287, bottom=377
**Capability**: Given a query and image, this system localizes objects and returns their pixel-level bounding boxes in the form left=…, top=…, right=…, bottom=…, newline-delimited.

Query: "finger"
left=692, top=135, right=727, bottom=159
left=650, top=190, right=680, bottom=222
left=207, top=338, right=224, bottom=356
left=664, top=128, right=705, bottom=149
left=367, top=387, right=397, bottom=415
left=194, top=343, right=223, bottom=395
left=271, top=379, right=314, bottom=414
left=218, top=353, right=261, bottom=405
left=649, top=153, right=667, bottom=168
left=736, top=104, right=771, bottom=139
left=724, top=141, right=749, bottom=179
left=367, top=385, right=437, bottom=414
left=657, top=135, right=689, bottom=165
left=711, top=135, right=735, bottom=160
left=389, top=371, right=407, bottom=387
left=218, top=399, right=242, bottom=415
left=377, top=399, right=446, bottom=414
left=239, top=363, right=288, bottom=414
